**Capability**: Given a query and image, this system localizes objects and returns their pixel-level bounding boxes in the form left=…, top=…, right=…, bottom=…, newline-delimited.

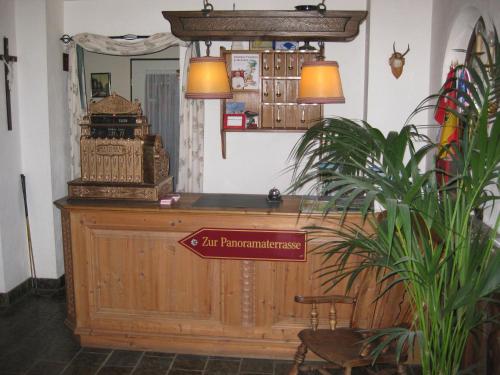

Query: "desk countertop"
left=54, top=192, right=338, bottom=216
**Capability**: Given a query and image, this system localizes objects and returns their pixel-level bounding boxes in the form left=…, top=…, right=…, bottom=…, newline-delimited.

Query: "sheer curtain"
left=177, top=44, right=204, bottom=192
left=145, top=72, right=180, bottom=189
left=66, top=33, right=205, bottom=192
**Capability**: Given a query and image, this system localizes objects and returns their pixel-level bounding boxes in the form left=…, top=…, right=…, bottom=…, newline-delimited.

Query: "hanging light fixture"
left=297, top=41, right=345, bottom=104
left=297, top=1, right=344, bottom=104
left=295, top=1, right=343, bottom=103
left=185, top=1, right=232, bottom=99
left=185, top=45, right=233, bottom=99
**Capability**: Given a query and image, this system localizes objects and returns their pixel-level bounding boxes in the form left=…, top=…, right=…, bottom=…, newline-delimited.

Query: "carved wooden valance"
left=162, top=10, right=368, bottom=42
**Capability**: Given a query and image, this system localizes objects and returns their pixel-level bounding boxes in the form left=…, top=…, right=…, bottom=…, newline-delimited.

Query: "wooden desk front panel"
left=61, top=204, right=399, bottom=357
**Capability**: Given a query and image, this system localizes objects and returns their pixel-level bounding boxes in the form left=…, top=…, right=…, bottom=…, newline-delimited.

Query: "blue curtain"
left=145, top=73, right=180, bottom=189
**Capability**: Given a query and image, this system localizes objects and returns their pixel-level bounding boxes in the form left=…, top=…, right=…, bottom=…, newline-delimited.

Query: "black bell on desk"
left=267, top=187, right=282, bottom=204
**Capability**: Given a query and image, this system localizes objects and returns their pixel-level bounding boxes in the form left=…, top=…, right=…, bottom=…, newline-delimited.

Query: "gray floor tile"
left=40, top=341, right=81, bottom=363
left=82, top=348, right=113, bottom=354
left=207, top=356, right=239, bottom=361
left=171, top=355, right=207, bottom=371
left=205, top=358, right=241, bottom=374
left=143, top=352, right=175, bottom=358
left=0, top=348, right=40, bottom=373
left=104, top=351, right=143, bottom=368
left=96, top=366, right=134, bottom=375
left=240, top=358, right=274, bottom=374
left=26, top=360, right=67, bottom=375
left=70, top=352, right=108, bottom=368
left=62, top=365, right=99, bottom=375
left=132, top=369, right=168, bottom=375
left=136, top=355, right=172, bottom=370
left=273, top=360, right=294, bottom=375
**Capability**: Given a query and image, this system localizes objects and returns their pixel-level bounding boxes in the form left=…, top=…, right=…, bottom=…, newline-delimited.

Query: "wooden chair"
left=288, top=295, right=407, bottom=375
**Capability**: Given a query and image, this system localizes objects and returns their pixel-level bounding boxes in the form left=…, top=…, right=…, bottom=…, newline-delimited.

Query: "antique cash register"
left=67, top=93, right=173, bottom=201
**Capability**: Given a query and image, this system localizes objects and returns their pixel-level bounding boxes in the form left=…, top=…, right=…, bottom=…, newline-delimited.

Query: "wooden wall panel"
left=89, top=230, right=216, bottom=318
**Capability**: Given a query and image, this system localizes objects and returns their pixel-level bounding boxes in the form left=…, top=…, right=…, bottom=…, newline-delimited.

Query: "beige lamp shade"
left=185, top=57, right=233, bottom=99
left=297, top=61, right=345, bottom=104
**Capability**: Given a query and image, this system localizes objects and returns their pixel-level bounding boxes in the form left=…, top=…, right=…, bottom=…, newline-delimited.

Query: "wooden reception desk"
left=55, top=194, right=405, bottom=358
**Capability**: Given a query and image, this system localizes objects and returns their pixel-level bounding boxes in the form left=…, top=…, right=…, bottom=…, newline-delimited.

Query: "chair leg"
left=288, top=343, right=307, bottom=375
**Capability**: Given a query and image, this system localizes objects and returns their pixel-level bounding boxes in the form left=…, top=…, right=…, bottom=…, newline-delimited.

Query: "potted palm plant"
left=288, top=31, right=500, bottom=374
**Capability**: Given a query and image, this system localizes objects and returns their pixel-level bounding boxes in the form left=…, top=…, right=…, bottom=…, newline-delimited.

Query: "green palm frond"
left=289, top=29, right=500, bottom=375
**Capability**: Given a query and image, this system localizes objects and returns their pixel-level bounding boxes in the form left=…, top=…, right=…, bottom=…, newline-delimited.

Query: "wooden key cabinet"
left=220, top=48, right=322, bottom=158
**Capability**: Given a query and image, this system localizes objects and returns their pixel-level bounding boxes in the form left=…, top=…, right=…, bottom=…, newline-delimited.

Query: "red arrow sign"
left=179, top=228, right=307, bottom=262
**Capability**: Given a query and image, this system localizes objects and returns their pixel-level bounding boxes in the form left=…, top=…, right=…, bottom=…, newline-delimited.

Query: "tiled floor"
left=0, top=291, right=417, bottom=375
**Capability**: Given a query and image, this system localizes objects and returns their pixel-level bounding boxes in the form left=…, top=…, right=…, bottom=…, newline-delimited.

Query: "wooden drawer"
left=286, top=53, right=298, bottom=76
left=262, top=79, right=274, bottom=103
left=262, top=51, right=273, bottom=76
left=273, top=52, right=286, bottom=76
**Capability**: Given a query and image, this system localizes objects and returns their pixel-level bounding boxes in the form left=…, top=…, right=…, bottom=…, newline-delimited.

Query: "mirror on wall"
left=83, top=46, right=181, bottom=189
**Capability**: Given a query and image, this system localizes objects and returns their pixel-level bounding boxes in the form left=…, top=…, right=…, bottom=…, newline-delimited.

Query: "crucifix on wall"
left=0, top=37, right=18, bottom=131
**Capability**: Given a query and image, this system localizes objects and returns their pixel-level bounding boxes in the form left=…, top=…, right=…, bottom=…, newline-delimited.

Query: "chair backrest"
left=294, top=295, right=356, bottom=331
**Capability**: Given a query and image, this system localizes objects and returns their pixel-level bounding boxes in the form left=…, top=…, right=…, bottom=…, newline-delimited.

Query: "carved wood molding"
left=68, top=176, right=173, bottom=201
left=61, top=209, right=76, bottom=329
left=88, top=92, right=142, bottom=115
left=163, top=10, right=368, bottom=42
left=80, top=138, right=144, bottom=183
left=154, top=136, right=170, bottom=181
left=241, top=260, right=255, bottom=327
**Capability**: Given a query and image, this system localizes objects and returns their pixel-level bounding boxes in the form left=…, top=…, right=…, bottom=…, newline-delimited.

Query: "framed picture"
left=223, top=114, right=246, bottom=129
left=231, top=54, right=260, bottom=91
left=91, top=72, right=111, bottom=98
left=250, top=40, right=273, bottom=50
left=273, top=41, right=299, bottom=50
left=226, top=101, right=245, bottom=114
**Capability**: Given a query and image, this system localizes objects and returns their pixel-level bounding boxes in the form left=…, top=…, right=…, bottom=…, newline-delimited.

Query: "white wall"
left=15, top=0, right=64, bottom=282
left=366, top=0, right=434, bottom=134
left=47, top=0, right=68, bottom=278
left=64, top=0, right=370, bottom=35
left=0, top=0, right=29, bottom=293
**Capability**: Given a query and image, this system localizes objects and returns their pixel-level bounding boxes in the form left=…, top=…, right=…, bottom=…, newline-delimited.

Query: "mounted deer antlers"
left=389, top=42, right=410, bottom=79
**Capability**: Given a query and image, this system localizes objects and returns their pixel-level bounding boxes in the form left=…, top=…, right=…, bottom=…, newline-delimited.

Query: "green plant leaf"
left=287, top=27, right=500, bottom=375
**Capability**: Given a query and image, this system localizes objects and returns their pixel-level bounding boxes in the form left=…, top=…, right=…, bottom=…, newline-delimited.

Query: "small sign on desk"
left=179, top=228, right=307, bottom=261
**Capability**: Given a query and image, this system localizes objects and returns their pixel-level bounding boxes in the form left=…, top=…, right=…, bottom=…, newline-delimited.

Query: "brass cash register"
left=67, top=93, right=173, bottom=201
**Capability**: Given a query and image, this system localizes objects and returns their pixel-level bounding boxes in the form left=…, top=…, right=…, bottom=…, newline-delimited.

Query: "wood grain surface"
left=55, top=194, right=407, bottom=358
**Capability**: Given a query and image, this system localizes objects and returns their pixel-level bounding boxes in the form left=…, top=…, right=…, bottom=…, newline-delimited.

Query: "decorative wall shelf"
left=162, top=9, right=368, bottom=159
left=162, top=10, right=368, bottom=42
left=219, top=49, right=322, bottom=159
